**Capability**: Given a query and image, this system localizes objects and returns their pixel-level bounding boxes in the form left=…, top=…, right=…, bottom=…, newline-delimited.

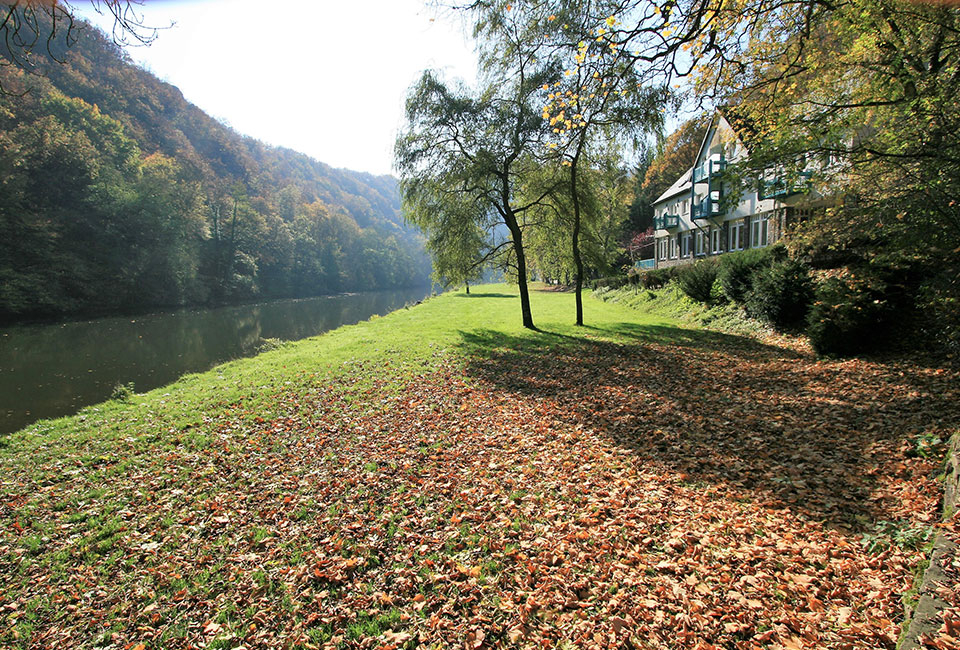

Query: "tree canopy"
left=395, top=63, right=557, bottom=329
left=0, top=8, right=431, bottom=321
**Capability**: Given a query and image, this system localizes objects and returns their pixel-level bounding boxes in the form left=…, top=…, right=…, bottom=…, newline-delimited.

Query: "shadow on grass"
left=455, top=321, right=958, bottom=530
left=453, top=292, right=517, bottom=299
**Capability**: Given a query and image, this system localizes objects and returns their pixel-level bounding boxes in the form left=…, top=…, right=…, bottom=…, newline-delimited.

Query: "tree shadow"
left=454, top=322, right=959, bottom=530
left=452, top=292, right=516, bottom=299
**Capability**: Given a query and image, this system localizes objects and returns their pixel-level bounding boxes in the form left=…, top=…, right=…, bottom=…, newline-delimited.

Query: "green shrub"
left=110, top=382, right=135, bottom=402
left=718, top=244, right=786, bottom=303
left=744, top=259, right=813, bottom=330
left=915, top=271, right=960, bottom=355
left=710, top=277, right=728, bottom=305
left=588, top=275, right=631, bottom=290
left=806, top=275, right=895, bottom=355
left=256, top=337, right=287, bottom=353
left=636, top=267, right=677, bottom=290
left=676, top=258, right=720, bottom=303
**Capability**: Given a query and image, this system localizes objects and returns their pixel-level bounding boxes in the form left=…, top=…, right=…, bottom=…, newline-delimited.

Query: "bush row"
left=597, top=245, right=928, bottom=355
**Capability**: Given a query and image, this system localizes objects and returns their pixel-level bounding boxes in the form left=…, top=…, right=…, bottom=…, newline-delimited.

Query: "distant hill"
left=0, top=10, right=430, bottom=322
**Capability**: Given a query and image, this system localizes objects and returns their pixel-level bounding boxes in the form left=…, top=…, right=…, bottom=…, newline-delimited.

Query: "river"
left=0, top=287, right=431, bottom=434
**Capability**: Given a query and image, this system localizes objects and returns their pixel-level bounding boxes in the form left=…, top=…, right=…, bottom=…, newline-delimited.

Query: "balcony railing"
left=634, top=259, right=655, bottom=270
left=653, top=214, right=680, bottom=229
left=692, top=199, right=722, bottom=220
left=693, top=156, right=725, bottom=183
left=759, top=171, right=812, bottom=199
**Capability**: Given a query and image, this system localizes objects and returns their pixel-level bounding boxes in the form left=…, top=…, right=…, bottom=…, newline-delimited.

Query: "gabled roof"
left=689, top=108, right=757, bottom=170
left=653, top=166, right=692, bottom=205
left=690, top=113, right=719, bottom=174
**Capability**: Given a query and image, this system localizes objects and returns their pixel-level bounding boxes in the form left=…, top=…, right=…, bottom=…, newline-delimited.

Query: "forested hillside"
left=0, top=13, right=431, bottom=322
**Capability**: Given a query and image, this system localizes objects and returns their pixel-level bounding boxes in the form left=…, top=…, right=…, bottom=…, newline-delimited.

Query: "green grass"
left=593, top=281, right=772, bottom=337
left=0, top=283, right=685, bottom=649
left=4, top=282, right=942, bottom=649
left=2, top=283, right=677, bottom=454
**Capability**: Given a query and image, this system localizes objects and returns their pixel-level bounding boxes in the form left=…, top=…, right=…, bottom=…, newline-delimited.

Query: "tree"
left=641, top=115, right=709, bottom=203
left=526, top=0, right=958, bottom=261
left=468, top=1, right=671, bottom=325
left=626, top=144, right=654, bottom=233
left=627, top=227, right=654, bottom=263
left=395, top=63, right=557, bottom=330
left=583, top=144, right=635, bottom=275
left=423, top=207, right=488, bottom=294
left=703, top=0, right=960, bottom=261
left=1, top=1, right=160, bottom=93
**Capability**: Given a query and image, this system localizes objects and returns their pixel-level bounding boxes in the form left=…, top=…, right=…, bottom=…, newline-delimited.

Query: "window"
left=658, top=238, right=668, bottom=261
left=695, top=230, right=705, bottom=256
left=729, top=219, right=745, bottom=251
left=681, top=233, right=691, bottom=257
left=751, top=214, right=769, bottom=248
left=682, top=199, right=689, bottom=215
left=711, top=228, right=722, bottom=254
left=669, top=236, right=678, bottom=259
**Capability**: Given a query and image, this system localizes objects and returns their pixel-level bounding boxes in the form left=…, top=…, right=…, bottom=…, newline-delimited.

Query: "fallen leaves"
left=0, top=327, right=957, bottom=649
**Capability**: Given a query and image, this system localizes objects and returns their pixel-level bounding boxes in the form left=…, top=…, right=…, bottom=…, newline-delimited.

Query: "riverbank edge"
left=1, top=297, right=438, bottom=450
left=0, top=284, right=435, bottom=330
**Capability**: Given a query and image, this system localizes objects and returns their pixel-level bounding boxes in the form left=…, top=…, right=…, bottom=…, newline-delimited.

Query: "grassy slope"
left=1, top=284, right=958, bottom=649
left=592, top=283, right=768, bottom=337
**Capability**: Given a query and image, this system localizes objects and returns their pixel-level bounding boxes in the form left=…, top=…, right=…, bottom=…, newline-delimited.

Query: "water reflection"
left=0, top=287, right=430, bottom=434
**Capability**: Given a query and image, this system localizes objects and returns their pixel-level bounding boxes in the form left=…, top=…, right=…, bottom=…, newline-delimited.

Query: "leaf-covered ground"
left=1, top=286, right=958, bottom=649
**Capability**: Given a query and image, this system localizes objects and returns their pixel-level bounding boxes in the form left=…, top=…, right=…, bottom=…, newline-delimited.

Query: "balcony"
left=653, top=214, right=680, bottom=229
left=692, top=198, right=722, bottom=220
left=634, top=259, right=655, bottom=270
left=759, top=171, right=812, bottom=199
left=693, top=155, right=725, bottom=183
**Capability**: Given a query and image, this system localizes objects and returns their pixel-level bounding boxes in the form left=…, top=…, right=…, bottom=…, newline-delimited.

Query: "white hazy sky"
left=76, top=0, right=478, bottom=176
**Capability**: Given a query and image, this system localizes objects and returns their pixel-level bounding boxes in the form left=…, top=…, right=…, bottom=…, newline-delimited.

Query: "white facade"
left=652, top=112, right=819, bottom=269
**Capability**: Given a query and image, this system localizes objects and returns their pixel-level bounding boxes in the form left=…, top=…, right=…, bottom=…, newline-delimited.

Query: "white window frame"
left=711, top=228, right=722, bottom=254
left=729, top=220, right=744, bottom=251
left=681, top=233, right=691, bottom=257
left=658, top=238, right=667, bottom=261
left=695, top=230, right=705, bottom=256
left=669, top=236, right=678, bottom=259
left=751, top=215, right=769, bottom=248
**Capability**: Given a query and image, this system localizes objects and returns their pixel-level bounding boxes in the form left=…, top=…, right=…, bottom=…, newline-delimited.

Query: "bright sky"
left=76, top=0, right=478, bottom=176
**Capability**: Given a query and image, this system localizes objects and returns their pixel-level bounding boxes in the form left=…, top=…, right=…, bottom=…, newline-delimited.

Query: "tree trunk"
left=465, top=281, right=470, bottom=295
left=503, top=209, right=535, bottom=330
left=570, top=160, right=585, bottom=326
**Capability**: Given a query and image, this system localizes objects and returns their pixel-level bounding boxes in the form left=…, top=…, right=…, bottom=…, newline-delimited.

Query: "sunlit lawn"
left=1, top=284, right=956, bottom=649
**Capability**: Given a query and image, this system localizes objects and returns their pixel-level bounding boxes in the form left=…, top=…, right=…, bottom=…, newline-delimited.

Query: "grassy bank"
left=1, top=284, right=957, bottom=649
left=592, top=283, right=773, bottom=339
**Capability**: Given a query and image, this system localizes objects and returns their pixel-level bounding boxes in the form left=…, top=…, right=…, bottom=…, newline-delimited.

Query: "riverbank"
left=2, top=284, right=957, bottom=648
left=0, top=287, right=431, bottom=434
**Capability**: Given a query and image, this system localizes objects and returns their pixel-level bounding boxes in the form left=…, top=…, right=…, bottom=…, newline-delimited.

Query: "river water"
left=0, top=287, right=431, bottom=434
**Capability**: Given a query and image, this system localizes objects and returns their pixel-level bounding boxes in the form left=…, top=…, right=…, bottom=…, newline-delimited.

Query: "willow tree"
left=395, top=58, right=558, bottom=329
left=419, top=196, right=488, bottom=294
